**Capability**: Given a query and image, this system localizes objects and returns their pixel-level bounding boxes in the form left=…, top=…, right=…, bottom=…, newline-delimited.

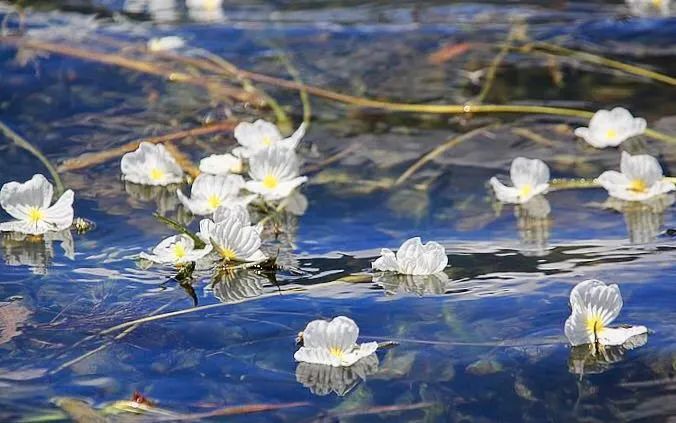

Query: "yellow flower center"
left=628, top=179, right=648, bottom=193
left=27, top=206, right=44, bottom=224
left=329, top=346, right=344, bottom=358
left=586, top=314, right=605, bottom=338
left=605, top=129, right=618, bottom=140
left=262, top=174, right=279, bottom=189
left=173, top=243, right=187, bottom=260
left=652, top=0, right=662, bottom=7
left=149, top=168, right=165, bottom=182
left=518, top=184, right=533, bottom=199
left=218, top=247, right=237, bottom=260
left=207, top=194, right=222, bottom=210
left=261, top=135, right=273, bottom=147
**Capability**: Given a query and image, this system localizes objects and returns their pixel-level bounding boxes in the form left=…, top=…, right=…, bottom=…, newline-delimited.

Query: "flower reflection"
left=1, top=230, right=74, bottom=274
left=374, top=272, right=449, bottom=296
left=514, top=195, right=550, bottom=256
left=123, top=0, right=179, bottom=22
left=568, top=333, right=648, bottom=376
left=295, top=354, right=379, bottom=397
left=124, top=182, right=190, bottom=224
left=604, top=194, right=675, bottom=244
left=186, top=0, right=225, bottom=22
left=208, top=269, right=266, bottom=303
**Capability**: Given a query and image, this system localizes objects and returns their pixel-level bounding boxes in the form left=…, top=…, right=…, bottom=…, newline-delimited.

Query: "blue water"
left=1, top=1, right=675, bottom=421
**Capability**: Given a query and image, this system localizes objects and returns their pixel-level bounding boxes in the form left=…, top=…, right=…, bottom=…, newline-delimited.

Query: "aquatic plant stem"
left=475, top=27, right=518, bottom=103
left=276, top=52, right=312, bottom=129
left=526, top=42, right=676, bottom=86
left=0, top=120, right=65, bottom=195
left=57, top=120, right=237, bottom=172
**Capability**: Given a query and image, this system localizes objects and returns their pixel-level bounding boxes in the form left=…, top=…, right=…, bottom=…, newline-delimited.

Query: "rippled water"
left=1, top=1, right=676, bottom=421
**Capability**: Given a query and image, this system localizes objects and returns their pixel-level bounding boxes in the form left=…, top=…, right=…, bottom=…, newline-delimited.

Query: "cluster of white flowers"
left=120, top=119, right=307, bottom=267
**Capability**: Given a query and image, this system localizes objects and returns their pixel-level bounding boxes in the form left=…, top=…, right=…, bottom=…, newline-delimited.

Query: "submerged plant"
left=176, top=173, right=251, bottom=216
left=120, top=142, right=184, bottom=186
left=574, top=107, right=646, bottom=148
left=294, top=316, right=378, bottom=367
left=489, top=157, right=550, bottom=204
left=597, top=151, right=675, bottom=202
left=564, top=279, right=647, bottom=348
left=372, top=237, right=448, bottom=276
left=198, top=205, right=266, bottom=262
left=245, top=145, right=308, bottom=201
left=0, top=174, right=74, bottom=235
left=140, top=234, right=212, bottom=266
left=233, top=119, right=306, bottom=159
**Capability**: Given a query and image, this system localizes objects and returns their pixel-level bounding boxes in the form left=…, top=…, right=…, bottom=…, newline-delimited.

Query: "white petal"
left=326, top=316, right=360, bottom=352
left=490, top=177, right=520, bottom=203
left=598, top=326, right=648, bottom=346
left=0, top=220, right=49, bottom=235
left=279, top=122, right=307, bottom=150
left=0, top=174, right=54, bottom=220
left=510, top=157, right=550, bottom=189
left=234, top=119, right=282, bottom=150
left=564, top=307, right=593, bottom=346
left=120, top=142, right=184, bottom=186
left=302, top=319, right=331, bottom=349
left=620, top=152, right=663, bottom=187
left=147, top=36, right=185, bottom=52
left=372, top=248, right=399, bottom=272
left=199, top=153, right=242, bottom=175
left=43, top=190, right=74, bottom=231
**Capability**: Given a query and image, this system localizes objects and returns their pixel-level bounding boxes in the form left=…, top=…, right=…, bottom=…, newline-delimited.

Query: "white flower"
left=0, top=174, right=74, bottom=235
left=564, top=279, right=648, bottom=347
left=197, top=205, right=266, bottom=262
left=140, top=234, right=212, bottom=265
left=177, top=173, right=252, bottom=216
left=199, top=153, right=243, bottom=175
left=294, top=316, right=379, bottom=368
left=489, top=157, right=550, bottom=204
left=245, top=146, right=308, bottom=201
left=233, top=119, right=306, bottom=158
left=121, top=142, right=184, bottom=186
left=372, top=237, right=448, bottom=276
left=597, top=151, right=675, bottom=202
left=626, top=0, right=671, bottom=16
left=147, top=36, right=185, bottom=52
left=186, top=0, right=224, bottom=21
left=574, top=107, right=646, bottom=148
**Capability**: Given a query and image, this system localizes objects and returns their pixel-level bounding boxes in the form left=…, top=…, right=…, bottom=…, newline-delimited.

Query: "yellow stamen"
left=207, top=194, right=222, bottom=210
left=261, top=135, right=273, bottom=147
left=586, top=315, right=604, bottom=338
left=518, top=184, right=533, bottom=198
left=628, top=179, right=648, bottom=193
left=218, top=247, right=237, bottom=260
left=262, top=175, right=279, bottom=189
left=27, top=206, right=44, bottom=224
left=329, top=347, right=344, bottom=358
left=652, top=0, right=662, bottom=8
left=204, top=0, right=220, bottom=10
left=605, top=129, right=618, bottom=140
left=173, top=243, right=187, bottom=260
left=149, top=168, right=165, bottom=182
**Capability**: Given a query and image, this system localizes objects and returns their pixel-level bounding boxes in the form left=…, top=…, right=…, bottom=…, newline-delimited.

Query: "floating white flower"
left=140, top=234, right=212, bottom=265
left=574, top=108, right=646, bottom=148
left=489, top=157, right=550, bottom=204
left=176, top=173, right=252, bottom=216
left=233, top=119, right=306, bottom=158
left=372, top=237, right=448, bottom=276
left=120, top=142, right=184, bottom=186
left=294, top=316, right=379, bottom=368
left=245, top=145, right=308, bottom=201
left=186, top=0, right=224, bottom=21
left=597, top=151, right=675, bottom=202
left=197, top=205, right=266, bottom=262
left=626, top=0, right=671, bottom=16
left=564, top=279, right=647, bottom=347
left=147, top=36, right=185, bottom=52
left=199, top=153, right=243, bottom=175
left=0, top=174, right=74, bottom=236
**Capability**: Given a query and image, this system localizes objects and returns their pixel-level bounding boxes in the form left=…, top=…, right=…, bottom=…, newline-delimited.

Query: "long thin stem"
left=475, top=27, right=518, bottom=103
left=0, top=120, right=65, bottom=195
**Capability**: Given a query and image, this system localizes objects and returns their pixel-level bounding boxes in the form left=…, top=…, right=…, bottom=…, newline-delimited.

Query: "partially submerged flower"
left=140, top=234, right=212, bottom=265
left=233, top=119, right=306, bottom=158
left=199, top=153, right=243, bottom=175
left=626, top=0, right=671, bottom=16
left=197, top=205, right=266, bottom=262
left=294, top=316, right=378, bottom=368
left=372, top=237, right=448, bottom=276
left=296, top=354, right=379, bottom=396
left=490, top=157, right=550, bottom=204
left=564, top=279, right=647, bottom=347
left=147, top=36, right=185, bottom=52
left=597, top=151, right=675, bottom=201
left=0, top=174, right=74, bottom=235
left=121, top=142, right=184, bottom=186
left=177, top=173, right=251, bottom=215
left=574, top=107, right=646, bottom=148
left=245, top=146, right=308, bottom=200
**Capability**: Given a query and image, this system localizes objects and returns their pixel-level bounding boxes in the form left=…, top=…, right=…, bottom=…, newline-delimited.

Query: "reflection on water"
left=515, top=195, right=550, bottom=256
left=296, top=354, right=379, bottom=397
left=208, top=269, right=267, bottom=303
left=0, top=231, right=74, bottom=274
left=374, top=272, right=449, bottom=296
left=568, top=333, right=648, bottom=376
left=604, top=194, right=675, bottom=244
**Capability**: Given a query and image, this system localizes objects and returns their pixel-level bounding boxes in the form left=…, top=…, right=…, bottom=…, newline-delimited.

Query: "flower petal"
left=43, top=189, right=74, bottom=231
